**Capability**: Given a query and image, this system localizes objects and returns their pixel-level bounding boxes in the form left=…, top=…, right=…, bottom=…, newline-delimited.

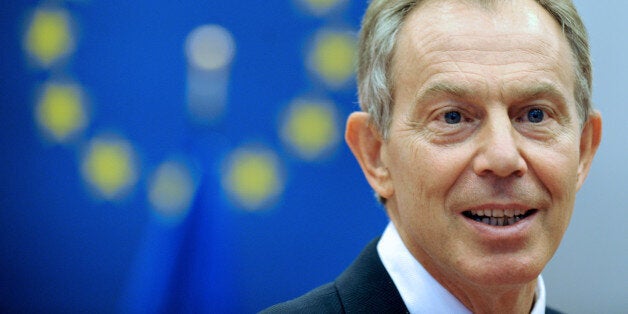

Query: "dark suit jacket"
left=261, top=238, right=563, bottom=313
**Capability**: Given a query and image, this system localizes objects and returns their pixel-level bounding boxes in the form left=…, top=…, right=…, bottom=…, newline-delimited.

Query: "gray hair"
left=357, top=0, right=592, bottom=140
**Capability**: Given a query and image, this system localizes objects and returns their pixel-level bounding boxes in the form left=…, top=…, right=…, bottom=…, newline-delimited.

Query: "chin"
left=457, top=254, right=545, bottom=288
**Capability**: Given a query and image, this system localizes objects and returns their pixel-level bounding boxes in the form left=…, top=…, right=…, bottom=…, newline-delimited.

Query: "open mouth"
left=462, top=209, right=537, bottom=227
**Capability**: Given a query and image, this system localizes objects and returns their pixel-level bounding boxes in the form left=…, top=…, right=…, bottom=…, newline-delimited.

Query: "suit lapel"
left=334, top=238, right=409, bottom=313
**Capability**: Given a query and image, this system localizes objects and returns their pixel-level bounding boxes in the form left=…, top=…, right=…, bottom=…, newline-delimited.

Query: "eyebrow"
left=413, top=81, right=568, bottom=106
left=413, top=82, right=473, bottom=106
left=508, top=82, right=568, bottom=105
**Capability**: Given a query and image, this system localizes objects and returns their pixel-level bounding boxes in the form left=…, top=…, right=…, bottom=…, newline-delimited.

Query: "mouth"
left=462, top=209, right=537, bottom=227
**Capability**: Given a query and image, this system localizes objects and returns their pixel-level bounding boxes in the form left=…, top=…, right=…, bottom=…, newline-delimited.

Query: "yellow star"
left=223, top=148, right=282, bottom=211
left=282, top=99, right=338, bottom=160
left=82, top=138, right=137, bottom=200
left=309, top=30, right=357, bottom=88
left=24, top=9, right=74, bottom=67
left=149, top=160, right=195, bottom=223
left=35, top=83, right=86, bottom=142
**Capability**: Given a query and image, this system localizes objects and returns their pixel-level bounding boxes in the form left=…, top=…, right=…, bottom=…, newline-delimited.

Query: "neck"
left=448, top=280, right=537, bottom=314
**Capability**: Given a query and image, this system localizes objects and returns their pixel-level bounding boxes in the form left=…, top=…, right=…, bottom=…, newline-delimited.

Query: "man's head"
left=346, top=0, right=602, bottom=307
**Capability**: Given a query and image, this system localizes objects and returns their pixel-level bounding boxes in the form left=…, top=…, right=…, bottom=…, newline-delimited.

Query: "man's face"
left=380, top=0, right=590, bottom=288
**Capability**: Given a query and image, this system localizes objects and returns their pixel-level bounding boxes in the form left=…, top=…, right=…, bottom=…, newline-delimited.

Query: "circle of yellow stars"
left=24, top=1, right=357, bottom=218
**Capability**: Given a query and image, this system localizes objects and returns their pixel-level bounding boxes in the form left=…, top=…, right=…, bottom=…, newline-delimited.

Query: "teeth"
left=465, top=208, right=532, bottom=226
left=470, top=209, right=526, bottom=218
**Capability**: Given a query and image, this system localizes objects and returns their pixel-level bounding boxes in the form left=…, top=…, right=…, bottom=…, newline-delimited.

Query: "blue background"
left=1, top=0, right=626, bottom=313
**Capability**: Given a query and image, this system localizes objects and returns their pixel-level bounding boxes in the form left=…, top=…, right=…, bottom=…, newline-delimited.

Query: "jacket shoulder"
left=260, top=238, right=407, bottom=313
left=259, top=282, right=343, bottom=314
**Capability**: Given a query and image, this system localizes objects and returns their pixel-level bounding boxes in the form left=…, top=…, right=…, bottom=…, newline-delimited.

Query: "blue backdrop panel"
left=0, top=1, right=388, bottom=312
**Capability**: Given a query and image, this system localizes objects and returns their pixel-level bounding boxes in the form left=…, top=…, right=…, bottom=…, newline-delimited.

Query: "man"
left=263, top=0, right=602, bottom=312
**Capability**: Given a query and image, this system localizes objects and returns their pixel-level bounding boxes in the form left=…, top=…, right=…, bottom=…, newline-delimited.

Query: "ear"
left=345, top=112, right=394, bottom=199
left=576, top=110, right=602, bottom=190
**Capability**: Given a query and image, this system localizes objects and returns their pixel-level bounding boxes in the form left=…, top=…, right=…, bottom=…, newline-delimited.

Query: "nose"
left=472, top=113, right=527, bottom=178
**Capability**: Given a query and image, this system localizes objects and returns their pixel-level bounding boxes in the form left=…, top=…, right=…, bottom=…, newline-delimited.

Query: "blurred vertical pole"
left=119, top=160, right=237, bottom=313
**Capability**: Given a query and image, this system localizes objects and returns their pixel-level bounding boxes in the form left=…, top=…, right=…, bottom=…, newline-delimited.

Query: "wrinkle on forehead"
left=393, top=0, right=570, bottom=66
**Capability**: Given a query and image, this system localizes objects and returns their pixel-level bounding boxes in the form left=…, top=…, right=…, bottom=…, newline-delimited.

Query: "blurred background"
left=0, top=0, right=625, bottom=313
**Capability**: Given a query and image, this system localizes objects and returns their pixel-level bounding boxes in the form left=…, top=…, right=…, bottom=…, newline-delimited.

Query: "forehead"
left=392, top=0, right=575, bottom=96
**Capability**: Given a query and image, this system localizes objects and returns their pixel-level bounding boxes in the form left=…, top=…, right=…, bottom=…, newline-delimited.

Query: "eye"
left=444, top=111, right=462, bottom=124
left=527, top=108, right=544, bottom=123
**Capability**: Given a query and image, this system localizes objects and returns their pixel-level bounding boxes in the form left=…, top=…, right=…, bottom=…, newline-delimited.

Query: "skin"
left=346, top=0, right=602, bottom=313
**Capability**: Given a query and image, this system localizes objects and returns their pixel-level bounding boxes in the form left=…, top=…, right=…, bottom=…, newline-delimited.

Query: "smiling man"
left=263, top=0, right=602, bottom=313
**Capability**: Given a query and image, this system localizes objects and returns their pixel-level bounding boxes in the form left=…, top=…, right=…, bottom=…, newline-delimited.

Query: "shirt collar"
left=377, top=222, right=546, bottom=314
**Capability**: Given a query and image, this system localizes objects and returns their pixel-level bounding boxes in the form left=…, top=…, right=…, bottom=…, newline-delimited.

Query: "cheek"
left=528, top=143, right=580, bottom=203
left=392, top=142, right=472, bottom=211
left=525, top=142, right=580, bottom=236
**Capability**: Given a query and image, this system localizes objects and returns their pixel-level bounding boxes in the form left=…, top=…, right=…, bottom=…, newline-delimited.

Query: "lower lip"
left=462, top=211, right=538, bottom=243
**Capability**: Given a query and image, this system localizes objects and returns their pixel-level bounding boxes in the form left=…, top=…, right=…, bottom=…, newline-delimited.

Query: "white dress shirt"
left=377, top=222, right=546, bottom=314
